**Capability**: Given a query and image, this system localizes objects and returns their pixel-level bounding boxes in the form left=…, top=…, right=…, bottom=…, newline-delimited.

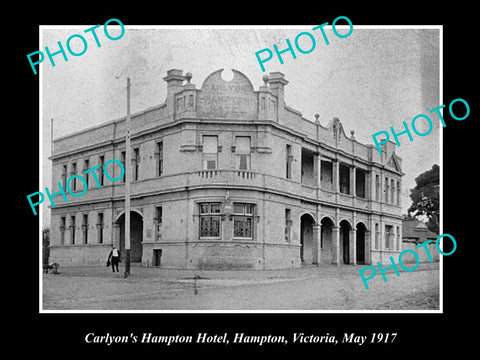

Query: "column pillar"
left=312, top=223, right=322, bottom=265
left=397, top=180, right=402, bottom=208
left=314, top=152, right=322, bottom=188
left=350, top=166, right=356, bottom=197
left=365, top=230, right=372, bottom=265
left=349, top=229, right=357, bottom=265
left=113, top=222, right=121, bottom=247
left=367, top=170, right=372, bottom=201
left=332, top=226, right=340, bottom=265
left=379, top=217, right=384, bottom=264
left=333, top=160, right=339, bottom=193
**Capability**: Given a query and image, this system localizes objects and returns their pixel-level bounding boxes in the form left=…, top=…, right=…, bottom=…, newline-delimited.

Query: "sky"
left=40, top=25, right=441, bottom=227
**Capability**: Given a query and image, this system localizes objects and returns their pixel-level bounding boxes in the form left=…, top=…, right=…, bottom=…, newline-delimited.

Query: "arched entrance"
left=339, top=220, right=351, bottom=264
left=118, top=211, right=143, bottom=262
left=320, top=217, right=334, bottom=264
left=356, top=222, right=367, bottom=264
left=300, top=213, right=315, bottom=265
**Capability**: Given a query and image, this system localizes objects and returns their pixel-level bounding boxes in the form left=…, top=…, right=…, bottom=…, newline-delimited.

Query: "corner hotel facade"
left=49, top=69, right=404, bottom=270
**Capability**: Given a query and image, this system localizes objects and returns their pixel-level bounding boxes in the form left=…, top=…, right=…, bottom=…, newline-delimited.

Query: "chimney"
left=163, top=69, right=186, bottom=117
left=268, top=72, right=288, bottom=111
left=267, top=72, right=289, bottom=123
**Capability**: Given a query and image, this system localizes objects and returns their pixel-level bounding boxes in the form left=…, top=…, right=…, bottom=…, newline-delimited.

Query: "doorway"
left=153, top=249, right=162, bottom=267
left=356, top=222, right=367, bottom=264
left=300, top=213, right=315, bottom=265
left=118, top=211, right=143, bottom=262
left=339, top=220, right=351, bottom=264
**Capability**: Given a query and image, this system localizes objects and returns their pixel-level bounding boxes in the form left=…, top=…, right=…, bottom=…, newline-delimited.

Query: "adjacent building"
left=48, top=68, right=404, bottom=269
left=402, top=219, right=439, bottom=263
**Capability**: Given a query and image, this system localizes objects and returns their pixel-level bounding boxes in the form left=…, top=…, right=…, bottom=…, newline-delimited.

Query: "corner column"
left=314, top=152, right=322, bottom=188
left=365, top=230, right=372, bottom=265
left=312, top=223, right=322, bottom=265
left=332, top=226, right=340, bottom=265
left=333, top=160, right=339, bottom=193
left=349, top=229, right=357, bottom=265
left=350, top=166, right=356, bottom=197
left=113, top=222, right=121, bottom=248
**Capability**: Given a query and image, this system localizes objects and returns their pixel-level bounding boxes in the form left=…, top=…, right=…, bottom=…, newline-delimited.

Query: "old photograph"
left=39, top=24, right=441, bottom=311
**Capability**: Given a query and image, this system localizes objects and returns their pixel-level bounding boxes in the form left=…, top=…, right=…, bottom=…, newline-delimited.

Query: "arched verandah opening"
left=300, top=213, right=316, bottom=265
left=339, top=219, right=352, bottom=265
left=320, top=216, right=335, bottom=264
left=116, top=211, right=144, bottom=263
left=356, top=222, right=368, bottom=265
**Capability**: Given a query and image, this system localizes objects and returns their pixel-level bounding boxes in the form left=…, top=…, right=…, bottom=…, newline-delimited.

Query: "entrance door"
left=356, top=223, right=366, bottom=264
left=320, top=217, right=334, bottom=264
left=118, top=211, right=143, bottom=262
left=339, top=220, right=351, bottom=264
left=153, top=249, right=162, bottom=267
left=300, top=214, right=315, bottom=265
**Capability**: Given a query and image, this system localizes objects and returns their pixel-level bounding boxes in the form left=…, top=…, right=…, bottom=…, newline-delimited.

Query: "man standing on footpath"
left=107, top=245, right=121, bottom=272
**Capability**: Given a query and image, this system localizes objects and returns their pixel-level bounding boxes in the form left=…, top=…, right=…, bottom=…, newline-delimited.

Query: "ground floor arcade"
left=49, top=188, right=402, bottom=269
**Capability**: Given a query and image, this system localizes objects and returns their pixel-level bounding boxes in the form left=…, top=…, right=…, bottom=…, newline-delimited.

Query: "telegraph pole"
left=51, top=118, right=54, bottom=155
left=124, top=77, right=131, bottom=278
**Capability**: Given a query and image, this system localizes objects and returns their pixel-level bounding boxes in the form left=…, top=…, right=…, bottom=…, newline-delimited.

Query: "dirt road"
left=42, top=262, right=440, bottom=311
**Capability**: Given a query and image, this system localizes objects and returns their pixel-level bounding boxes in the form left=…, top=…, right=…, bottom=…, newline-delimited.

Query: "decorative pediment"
left=197, top=69, right=257, bottom=120
left=386, top=153, right=402, bottom=172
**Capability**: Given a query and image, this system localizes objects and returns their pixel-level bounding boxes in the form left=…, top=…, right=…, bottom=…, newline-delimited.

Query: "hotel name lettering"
left=199, top=82, right=256, bottom=119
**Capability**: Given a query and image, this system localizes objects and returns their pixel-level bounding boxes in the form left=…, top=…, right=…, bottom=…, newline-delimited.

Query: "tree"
left=407, top=164, right=439, bottom=233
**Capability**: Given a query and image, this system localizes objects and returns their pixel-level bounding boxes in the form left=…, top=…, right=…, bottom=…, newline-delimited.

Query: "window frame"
left=120, top=151, right=126, bottom=183
left=155, top=205, right=163, bottom=241
left=232, top=203, right=255, bottom=240
left=285, top=208, right=292, bottom=243
left=385, top=225, right=394, bottom=250
left=83, top=159, right=90, bottom=187
left=70, top=215, right=76, bottom=245
left=133, top=147, right=140, bottom=181
left=202, top=135, right=218, bottom=170
left=235, top=136, right=251, bottom=171
left=286, top=144, right=292, bottom=179
left=99, top=155, right=105, bottom=186
left=199, top=202, right=222, bottom=239
left=374, top=223, right=380, bottom=250
left=60, top=216, right=66, bottom=245
left=71, top=162, right=77, bottom=191
left=97, top=212, right=104, bottom=244
left=156, top=141, right=164, bottom=177
left=82, top=213, right=89, bottom=244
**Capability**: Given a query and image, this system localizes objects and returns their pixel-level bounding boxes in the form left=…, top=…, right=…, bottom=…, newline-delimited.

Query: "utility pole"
left=124, top=77, right=131, bottom=278
left=51, top=118, right=54, bottom=156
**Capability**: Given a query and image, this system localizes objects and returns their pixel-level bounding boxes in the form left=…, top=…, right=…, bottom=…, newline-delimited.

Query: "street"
left=42, top=262, right=440, bottom=311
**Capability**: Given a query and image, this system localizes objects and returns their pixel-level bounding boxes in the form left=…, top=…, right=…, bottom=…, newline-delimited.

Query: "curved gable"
left=197, top=69, right=258, bottom=120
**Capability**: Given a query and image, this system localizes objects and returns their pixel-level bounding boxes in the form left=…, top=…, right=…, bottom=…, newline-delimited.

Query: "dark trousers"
left=111, top=257, right=119, bottom=272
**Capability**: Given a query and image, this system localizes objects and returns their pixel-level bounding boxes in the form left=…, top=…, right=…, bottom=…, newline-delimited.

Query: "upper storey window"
left=339, top=164, right=350, bottom=195
left=156, top=141, right=163, bottom=177
left=285, top=144, right=292, bottom=179
left=203, top=135, right=218, bottom=170
left=235, top=136, right=251, bottom=170
left=355, top=168, right=366, bottom=199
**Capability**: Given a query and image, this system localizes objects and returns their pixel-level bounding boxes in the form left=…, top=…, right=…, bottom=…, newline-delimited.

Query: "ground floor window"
left=60, top=216, right=66, bottom=245
left=199, top=202, right=221, bottom=238
left=233, top=203, right=254, bottom=239
left=285, top=208, right=292, bottom=243
left=155, top=206, right=163, bottom=241
left=385, top=225, right=394, bottom=250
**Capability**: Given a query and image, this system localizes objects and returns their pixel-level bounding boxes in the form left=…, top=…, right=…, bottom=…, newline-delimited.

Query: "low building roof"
left=402, top=219, right=438, bottom=241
